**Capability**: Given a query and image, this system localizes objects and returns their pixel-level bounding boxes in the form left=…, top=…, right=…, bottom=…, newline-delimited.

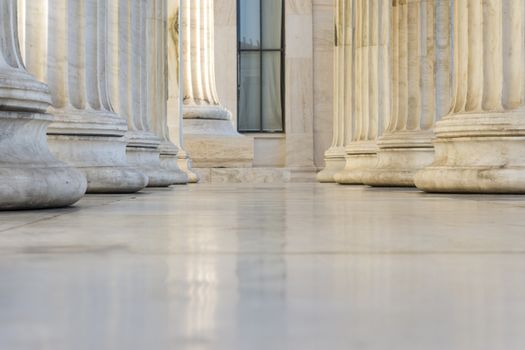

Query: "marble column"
left=362, top=0, right=452, bottom=187
left=317, top=0, right=351, bottom=183
left=181, top=0, right=253, bottom=168
left=110, top=0, right=179, bottom=187
left=335, top=0, right=390, bottom=185
left=166, top=0, right=199, bottom=183
left=148, top=0, right=188, bottom=184
left=18, top=0, right=148, bottom=193
left=415, top=0, right=525, bottom=193
left=0, top=0, right=86, bottom=209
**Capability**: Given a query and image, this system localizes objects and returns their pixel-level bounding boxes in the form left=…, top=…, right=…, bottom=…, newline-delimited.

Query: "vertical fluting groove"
left=208, top=0, right=220, bottom=104
left=360, top=0, right=369, bottom=141
left=85, top=0, right=101, bottom=111
left=68, top=0, right=86, bottom=110
left=389, top=0, right=399, bottom=133
left=184, top=0, right=193, bottom=104
left=397, top=0, right=408, bottom=130
left=482, top=0, right=503, bottom=111
left=435, top=0, right=451, bottom=120
left=353, top=0, right=362, bottom=142
left=342, top=0, right=353, bottom=145
left=99, top=0, right=112, bottom=112
left=503, top=0, right=523, bottom=110
left=420, top=0, right=435, bottom=130
left=368, top=0, right=378, bottom=140
left=378, top=0, right=389, bottom=135
left=452, top=0, right=468, bottom=113
left=47, top=0, right=68, bottom=109
left=465, top=0, right=482, bottom=112
left=406, top=0, right=420, bottom=131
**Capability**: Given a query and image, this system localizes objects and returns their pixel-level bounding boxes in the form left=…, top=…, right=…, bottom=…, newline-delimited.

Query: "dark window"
left=237, top=0, right=284, bottom=133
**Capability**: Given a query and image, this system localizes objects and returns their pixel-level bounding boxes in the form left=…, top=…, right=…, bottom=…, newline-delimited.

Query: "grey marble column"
left=110, top=0, right=180, bottom=187
left=362, top=0, right=452, bottom=187
left=166, top=0, right=199, bottom=182
left=148, top=0, right=188, bottom=184
left=19, top=0, right=148, bottom=193
left=335, top=0, right=390, bottom=185
left=415, top=0, right=525, bottom=193
left=0, top=0, right=86, bottom=209
left=181, top=0, right=253, bottom=169
left=317, top=0, right=351, bottom=183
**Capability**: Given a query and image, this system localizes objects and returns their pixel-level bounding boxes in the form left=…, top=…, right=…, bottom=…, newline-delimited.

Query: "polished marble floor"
left=1, top=183, right=525, bottom=349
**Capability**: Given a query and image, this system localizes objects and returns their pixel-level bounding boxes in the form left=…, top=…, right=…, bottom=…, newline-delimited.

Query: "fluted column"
left=362, top=0, right=452, bottom=186
left=317, top=0, right=351, bottom=183
left=166, top=0, right=199, bottom=182
left=0, top=0, right=86, bottom=209
left=148, top=0, right=188, bottom=184
left=415, top=0, right=525, bottom=193
left=181, top=0, right=253, bottom=168
left=335, top=0, right=390, bottom=185
left=109, top=0, right=179, bottom=187
left=19, top=0, right=148, bottom=193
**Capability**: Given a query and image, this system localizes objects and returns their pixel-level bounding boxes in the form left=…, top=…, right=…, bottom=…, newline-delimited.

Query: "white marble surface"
left=1, top=184, right=525, bottom=349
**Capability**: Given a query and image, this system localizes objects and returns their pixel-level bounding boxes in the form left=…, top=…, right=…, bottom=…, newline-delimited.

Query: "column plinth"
left=0, top=0, right=86, bottom=209
left=415, top=0, right=525, bottom=193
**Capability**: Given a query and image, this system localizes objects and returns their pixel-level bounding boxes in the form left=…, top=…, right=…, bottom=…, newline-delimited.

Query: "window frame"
left=236, top=0, right=285, bottom=133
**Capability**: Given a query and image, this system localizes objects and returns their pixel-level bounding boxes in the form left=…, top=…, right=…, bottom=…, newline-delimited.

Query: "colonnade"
left=320, top=0, right=525, bottom=193
left=0, top=0, right=198, bottom=210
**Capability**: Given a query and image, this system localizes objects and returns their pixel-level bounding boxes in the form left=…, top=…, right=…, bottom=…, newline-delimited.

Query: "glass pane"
left=262, top=0, right=282, bottom=49
left=239, top=52, right=261, bottom=131
left=262, top=52, right=283, bottom=132
left=239, top=0, right=260, bottom=49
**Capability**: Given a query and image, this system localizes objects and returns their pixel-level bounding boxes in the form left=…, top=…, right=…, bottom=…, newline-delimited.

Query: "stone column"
left=110, top=0, right=179, bottom=187
left=362, top=0, right=452, bottom=186
left=317, top=0, right=351, bottom=183
left=181, top=0, right=253, bottom=169
left=416, top=0, right=525, bottom=193
left=0, top=0, right=86, bottom=209
left=335, top=0, right=390, bottom=184
left=19, top=0, right=148, bottom=193
left=148, top=0, right=188, bottom=184
left=166, top=0, right=199, bottom=183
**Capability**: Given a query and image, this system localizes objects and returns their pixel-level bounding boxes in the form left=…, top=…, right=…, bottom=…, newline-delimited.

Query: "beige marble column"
left=317, top=0, right=351, bottom=183
left=362, top=0, right=452, bottom=186
left=109, top=0, right=180, bottom=187
left=148, top=0, right=188, bottom=184
left=181, top=0, right=253, bottom=169
left=416, top=0, right=525, bottom=193
left=335, top=0, right=390, bottom=185
left=0, top=0, right=86, bottom=209
left=166, top=0, right=199, bottom=183
left=18, top=0, right=148, bottom=193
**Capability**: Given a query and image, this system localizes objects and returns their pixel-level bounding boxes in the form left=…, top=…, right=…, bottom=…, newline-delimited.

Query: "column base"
left=415, top=137, right=525, bottom=193
left=362, top=148, right=434, bottom=187
left=159, top=142, right=189, bottom=185
left=183, top=118, right=254, bottom=168
left=317, top=147, right=346, bottom=183
left=334, top=142, right=378, bottom=185
left=47, top=135, right=148, bottom=194
left=0, top=112, right=86, bottom=210
left=415, top=112, right=525, bottom=193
